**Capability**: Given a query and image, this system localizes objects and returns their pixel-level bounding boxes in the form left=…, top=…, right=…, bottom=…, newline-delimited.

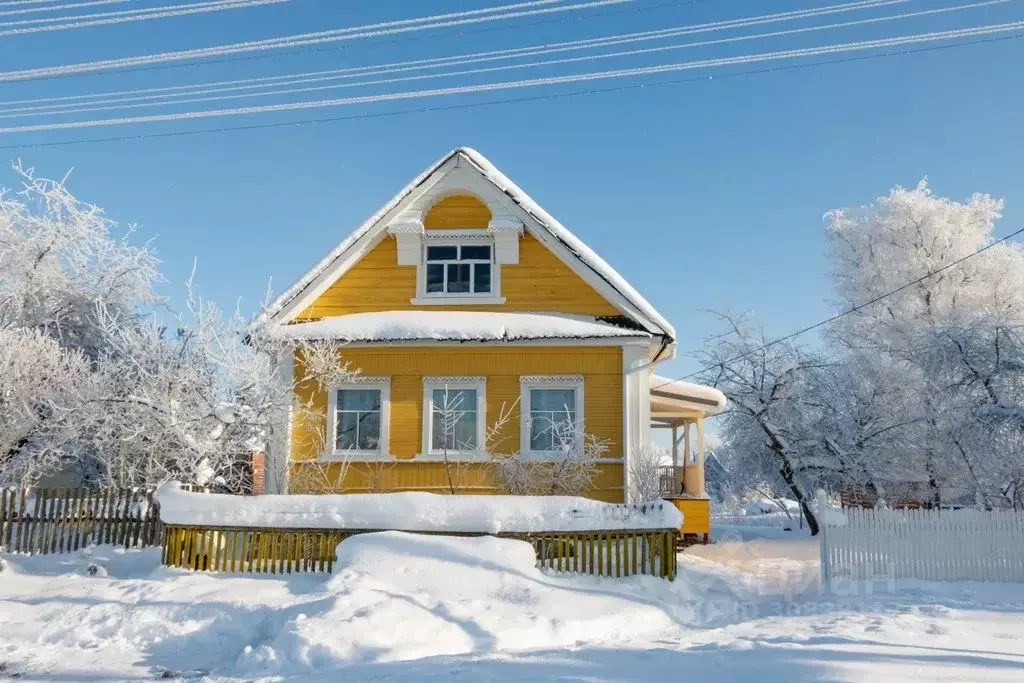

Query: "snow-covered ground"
left=2, top=531, right=1024, bottom=682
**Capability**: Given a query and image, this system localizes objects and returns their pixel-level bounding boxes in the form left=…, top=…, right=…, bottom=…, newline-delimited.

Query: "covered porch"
left=649, top=374, right=726, bottom=543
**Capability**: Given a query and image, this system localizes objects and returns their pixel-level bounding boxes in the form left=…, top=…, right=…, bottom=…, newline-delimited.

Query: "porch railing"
left=658, top=466, right=686, bottom=497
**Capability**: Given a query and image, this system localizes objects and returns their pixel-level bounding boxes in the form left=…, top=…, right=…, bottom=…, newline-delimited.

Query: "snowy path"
left=2, top=533, right=1024, bottom=681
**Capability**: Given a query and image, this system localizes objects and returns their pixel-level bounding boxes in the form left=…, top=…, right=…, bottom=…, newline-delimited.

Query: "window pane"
left=431, top=410, right=453, bottom=451
left=473, top=263, right=491, bottom=293
left=426, top=263, right=444, bottom=293
left=337, top=389, right=380, bottom=411
left=427, top=245, right=457, bottom=261
left=430, top=388, right=478, bottom=451
left=530, top=418, right=551, bottom=452
left=530, top=389, right=575, bottom=414
left=336, top=411, right=359, bottom=450
left=455, top=411, right=477, bottom=449
left=357, top=411, right=381, bottom=450
left=446, top=264, right=471, bottom=293
left=460, top=245, right=491, bottom=260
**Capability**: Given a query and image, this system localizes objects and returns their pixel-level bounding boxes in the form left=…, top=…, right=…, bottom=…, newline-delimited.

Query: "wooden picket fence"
left=0, top=487, right=163, bottom=554
left=820, top=505, right=1024, bottom=583
left=162, top=525, right=678, bottom=580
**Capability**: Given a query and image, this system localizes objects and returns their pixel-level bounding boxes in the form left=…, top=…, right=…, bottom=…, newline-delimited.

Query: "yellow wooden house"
left=254, top=148, right=724, bottom=539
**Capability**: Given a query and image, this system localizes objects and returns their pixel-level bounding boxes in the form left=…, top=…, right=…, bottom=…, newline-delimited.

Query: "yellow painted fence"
left=162, top=525, right=678, bottom=580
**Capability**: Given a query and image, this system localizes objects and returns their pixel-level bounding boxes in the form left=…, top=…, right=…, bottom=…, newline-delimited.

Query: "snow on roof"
left=252, top=148, right=675, bottom=340
left=456, top=148, right=675, bottom=340
left=650, top=374, right=727, bottom=414
left=270, top=311, right=649, bottom=343
left=156, top=482, right=682, bottom=532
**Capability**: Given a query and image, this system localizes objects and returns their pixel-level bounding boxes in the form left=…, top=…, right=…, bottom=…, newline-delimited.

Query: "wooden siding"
left=290, top=346, right=625, bottom=501
left=423, top=194, right=491, bottom=229
left=298, top=233, right=619, bottom=319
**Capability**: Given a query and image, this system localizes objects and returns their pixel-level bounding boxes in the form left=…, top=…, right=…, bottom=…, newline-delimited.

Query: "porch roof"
left=650, top=374, right=726, bottom=423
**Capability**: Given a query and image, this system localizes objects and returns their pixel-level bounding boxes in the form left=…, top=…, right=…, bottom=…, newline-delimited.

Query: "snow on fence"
left=820, top=505, right=1024, bottom=583
left=0, top=487, right=162, bottom=554
left=156, top=482, right=680, bottom=579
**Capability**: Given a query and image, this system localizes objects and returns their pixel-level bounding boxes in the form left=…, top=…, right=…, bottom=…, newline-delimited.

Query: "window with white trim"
left=425, top=243, right=492, bottom=295
left=328, top=380, right=390, bottom=458
left=422, top=377, right=486, bottom=456
left=520, top=377, right=585, bottom=456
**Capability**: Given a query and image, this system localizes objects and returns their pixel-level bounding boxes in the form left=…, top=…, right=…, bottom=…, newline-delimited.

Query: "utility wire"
left=0, top=0, right=696, bottom=84
left=0, top=31, right=1018, bottom=150
left=0, top=0, right=627, bottom=81
left=2, top=19, right=1021, bottom=134
left=652, top=224, right=1024, bottom=389
left=0, top=1, right=287, bottom=37
left=0, top=0, right=131, bottom=18
left=0, top=0, right=927, bottom=114
left=0, top=0, right=1001, bottom=119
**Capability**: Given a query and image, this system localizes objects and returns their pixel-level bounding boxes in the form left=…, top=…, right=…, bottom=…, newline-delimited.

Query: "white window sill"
left=413, top=452, right=489, bottom=462
left=411, top=296, right=506, bottom=306
left=318, top=451, right=392, bottom=462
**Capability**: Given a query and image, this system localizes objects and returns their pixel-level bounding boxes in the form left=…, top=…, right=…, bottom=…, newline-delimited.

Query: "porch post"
left=671, top=424, right=679, bottom=467
left=695, top=415, right=706, bottom=496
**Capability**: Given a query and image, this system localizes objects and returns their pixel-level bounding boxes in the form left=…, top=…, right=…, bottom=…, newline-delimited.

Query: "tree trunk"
left=778, top=455, right=820, bottom=535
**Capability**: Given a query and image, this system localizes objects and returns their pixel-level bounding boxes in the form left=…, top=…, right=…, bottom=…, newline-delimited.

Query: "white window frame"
left=520, top=375, right=585, bottom=459
left=421, top=376, right=487, bottom=459
left=325, top=378, right=391, bottom=461
left=412, top=231, right=505, bottom=305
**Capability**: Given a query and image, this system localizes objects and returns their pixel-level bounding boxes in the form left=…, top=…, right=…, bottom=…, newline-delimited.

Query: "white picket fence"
left=820, top=505, right=1024, bottom=583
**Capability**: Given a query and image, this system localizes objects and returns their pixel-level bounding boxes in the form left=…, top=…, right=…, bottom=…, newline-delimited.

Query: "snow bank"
left=237, top=531, right=681, bottom=672
left=156, top=482, right=681, bottom=532
left=744, top=498, right=801, bottom=516
left=271, top=310, right=647, bottom=342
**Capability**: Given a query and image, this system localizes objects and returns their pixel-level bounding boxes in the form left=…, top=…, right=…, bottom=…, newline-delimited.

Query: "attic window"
left=425, top=244, right=492, bottom=295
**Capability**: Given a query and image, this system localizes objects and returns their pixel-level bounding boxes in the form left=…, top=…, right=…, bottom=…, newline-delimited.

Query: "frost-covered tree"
left=696, top=313, right=829, bottom=533
left=0, top=165, right=355, bottom=491
left=824, top=180, right=1024, bottom=508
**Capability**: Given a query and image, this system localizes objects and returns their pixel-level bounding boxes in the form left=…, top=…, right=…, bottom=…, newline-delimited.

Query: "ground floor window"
left=329, top=380, right=390, bottom=457
left=520, top=377, right=585, bottom=455
left=423, top=377, right=486, bottom=456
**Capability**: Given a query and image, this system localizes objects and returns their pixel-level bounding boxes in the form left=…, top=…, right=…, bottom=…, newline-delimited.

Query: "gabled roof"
left=253, top=147, right=675, bottom=340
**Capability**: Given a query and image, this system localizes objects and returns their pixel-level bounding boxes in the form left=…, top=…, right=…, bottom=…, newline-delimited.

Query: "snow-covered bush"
left=628, top=444, right=669, bottom=503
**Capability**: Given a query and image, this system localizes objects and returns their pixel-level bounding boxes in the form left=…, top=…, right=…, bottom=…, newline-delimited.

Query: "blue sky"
left=1, top=0, right=1022, bottom=379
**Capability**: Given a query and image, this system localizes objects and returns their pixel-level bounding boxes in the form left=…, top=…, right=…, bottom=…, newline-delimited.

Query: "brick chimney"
left=251, top=451, right=266, bottom=496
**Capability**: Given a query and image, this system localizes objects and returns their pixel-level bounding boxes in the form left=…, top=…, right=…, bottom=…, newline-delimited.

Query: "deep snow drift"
left=2, top=532, right=1024, bottom=681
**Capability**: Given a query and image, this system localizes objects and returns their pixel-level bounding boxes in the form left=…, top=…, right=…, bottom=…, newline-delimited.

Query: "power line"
left=0, top=0, right=130, bottom=18
left=652, top=224, right=1024, bottom=389
left=3, top=19, right=1021, bottom=134
left=0, top=0, right=697, bottom=85
left=0, top=1, right=287, bottom=37
left=0, top=0, right=926, bottom=115
left=0, top=31, right=1017, bottom=151
left=0, top=0, right=627, bottom=81
left=0, top=0, right=1000, bottom=120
